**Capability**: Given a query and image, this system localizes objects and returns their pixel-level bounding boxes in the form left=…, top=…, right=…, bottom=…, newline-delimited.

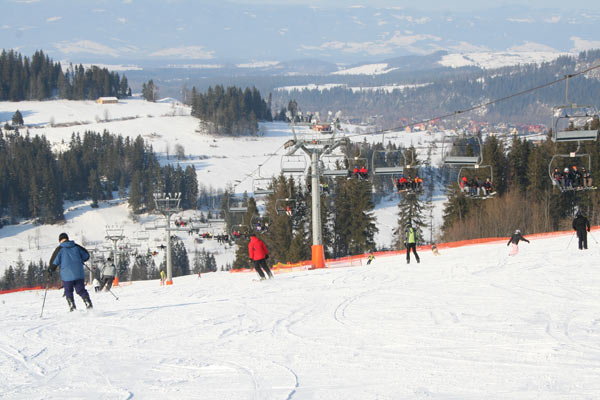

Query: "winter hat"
left=515, top=229, right=521, bottom=234
left=58, top=232, right=69, bottom=242
left=107, top=257, right=113, bottom=262
left=576, top=211, right=582, bottom=217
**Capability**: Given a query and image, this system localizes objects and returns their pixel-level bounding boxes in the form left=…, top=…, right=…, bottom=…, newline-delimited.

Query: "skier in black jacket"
left=507, top=229, right=530, bottom=246
left=572, top=211, right=591, bottom=250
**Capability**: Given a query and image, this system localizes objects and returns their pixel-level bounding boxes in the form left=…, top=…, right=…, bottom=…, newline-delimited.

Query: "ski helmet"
left=515, top=229, right=521, bottom=234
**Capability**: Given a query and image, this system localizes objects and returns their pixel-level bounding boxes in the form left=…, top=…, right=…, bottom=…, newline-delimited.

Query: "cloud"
left=570, top=36, right=600, bottom=52
left=508, top=41, right=558, bottom=52
left=545, top=16, right=561, bottom=23
left=54, top=40, right=121, bottom=57
left=300, top=31, right=441, bottom=56
left=117, top=17, right=127, bottom=23
left=46, top=16, right=62, bottom=22
left=149, top=46, right=215, bottom=59
left=507, top=17, right=534, bottom=23
left=392, top=15, right=431, bottom=24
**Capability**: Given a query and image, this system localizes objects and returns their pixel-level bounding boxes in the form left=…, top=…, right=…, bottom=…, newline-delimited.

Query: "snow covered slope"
left=439, top=51, right=568, bottom=69
left=0, top=98, right=449, bottom=273
left=2, top=232, right=600, bottom=399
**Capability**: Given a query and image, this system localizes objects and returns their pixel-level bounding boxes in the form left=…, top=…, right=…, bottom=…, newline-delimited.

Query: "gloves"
left=588, top=228, right=591, bottom=232
left=265, top=254, right=269, bottom=260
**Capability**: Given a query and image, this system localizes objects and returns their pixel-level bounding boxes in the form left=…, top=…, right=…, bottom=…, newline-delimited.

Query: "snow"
left=439, top=51, right=569, bottom=69
left=0, top=98, right=448, bottom=272
left=332, top=63, right=398, bottom=75
left=2, top=233, right=600, bottom=398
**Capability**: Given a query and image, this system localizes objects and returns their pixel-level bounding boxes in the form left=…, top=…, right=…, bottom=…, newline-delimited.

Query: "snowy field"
left=2, top=232, right=600, bottom=399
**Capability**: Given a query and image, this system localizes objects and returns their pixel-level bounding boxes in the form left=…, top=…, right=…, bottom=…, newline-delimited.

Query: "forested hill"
left=270, top=49, right=600, bottom=127
left=0, top=50, right=130, bottom=101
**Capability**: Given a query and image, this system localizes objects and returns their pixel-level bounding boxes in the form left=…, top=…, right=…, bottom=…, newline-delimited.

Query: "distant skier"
left=507, top=229, right=530, bottom=256
left=92, top=277, right=101, bottom=293
left=248, top=233, right=273, bottom=280
left=404, top=224, right=420, bottom=264
left=572, top=211, right=591, bottom=250
left=48, top=233, right=93, bottom=311
left=160, top=269, right=166, bottom=285
left=431, top=244, right=440, bottom=256
left=99, top=257, right=116, bottom=291
left=366, top=254, right=375, bottom=265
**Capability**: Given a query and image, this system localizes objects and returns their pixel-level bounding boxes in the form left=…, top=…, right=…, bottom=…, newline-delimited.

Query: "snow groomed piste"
left=2, top=228, right=600, bottom=399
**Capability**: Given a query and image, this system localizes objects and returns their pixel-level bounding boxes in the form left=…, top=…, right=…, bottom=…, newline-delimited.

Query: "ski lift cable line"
left=342, top=62, right=600, bottom=141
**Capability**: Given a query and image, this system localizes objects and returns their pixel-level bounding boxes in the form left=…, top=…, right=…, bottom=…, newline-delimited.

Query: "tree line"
left=0, top=128, right=199, bottom=223
left=0, top=49, right=130, bottom=101
left=190, top=85, right=272, bottom=135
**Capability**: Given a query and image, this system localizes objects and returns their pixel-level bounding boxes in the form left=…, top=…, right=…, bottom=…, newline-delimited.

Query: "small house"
left=97, top=97, right=118, bottom=104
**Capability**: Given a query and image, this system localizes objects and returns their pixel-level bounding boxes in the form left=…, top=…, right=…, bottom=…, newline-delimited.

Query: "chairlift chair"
left=275, top=198, right=296, bottom=216
left=281, top=154, right=308, bottom=174
left=371, top=149, right=404, bottom=175
left=251, top=215, right=271, bottom=233
left=457, top=165, right=495, bottom=198
left=441, top=134, right=482, bottom=166
left=228, top=195, right=248, bottom=213
left=551, top=105, right=599, bottom=142
left=253, top=177, right=274, bottom=195
left=548, top=151, right=594, bottom=192
left=321, top=153, right=349, bottom=177
left=230, top=224, right=249, bottom=240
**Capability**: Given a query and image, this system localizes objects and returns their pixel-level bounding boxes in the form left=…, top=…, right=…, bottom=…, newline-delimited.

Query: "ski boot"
left=66, top=298, right=76, bottom=312
left=83, top=296, right=93, bottom=309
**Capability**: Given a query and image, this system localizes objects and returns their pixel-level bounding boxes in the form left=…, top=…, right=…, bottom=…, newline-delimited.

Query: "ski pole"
left=589, top=231, right=599, bottom=244
left=567, top=232, right=575, bottom=249
left=84, top=265, right=119, bottom=300
left=40, top=274, right=50, bottom=318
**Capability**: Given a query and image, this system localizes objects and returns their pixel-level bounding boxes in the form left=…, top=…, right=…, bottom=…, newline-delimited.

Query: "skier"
left=48, top=233, right=93, bottom=311
left=92, top=277, right=101, bottom=293
left=248, top=233, right=273, bottom=280
left=160, top=269, right=166, bottom=285
left=572, top=211, right=591, bottom=250
left=366, top=254, right=375, bottom=265
left=431, top=244, right=440, bottom=256
left=404, top=224, right=420, bottom=264
left=506, top=229, right=530, bottom=256
left=98, top=257, right=116, bottom=291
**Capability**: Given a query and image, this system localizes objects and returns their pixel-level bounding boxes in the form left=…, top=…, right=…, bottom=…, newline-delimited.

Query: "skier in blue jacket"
left=49, top=233, right=93, bottom=311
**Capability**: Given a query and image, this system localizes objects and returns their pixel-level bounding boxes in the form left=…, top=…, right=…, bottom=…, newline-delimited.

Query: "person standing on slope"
left=405, top=224, right=420, bottom=264
left=49, top=233, right=93, bottom=311
left=99, top=257, right=116, bottom=291
left=572, top=211, right=591, bottom=250
left=248, top=233, right=273, bottom=280
left=507, top=229, right=530, bottom=256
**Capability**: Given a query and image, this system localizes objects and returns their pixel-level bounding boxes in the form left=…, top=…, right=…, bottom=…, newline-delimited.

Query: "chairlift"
left=371, top=149, right=404, bottom=175
left=251, top=215, right=271, bottom=233
left=457, top=165, right=496, bottom=199
left=551, top=75, right=599, bottom=142
left=275, top=198, right=296, bottom=216
left=548, top=150, right=594, bottom=192
left=281, top=154, right=307, bottom=174
left=230, top=224, right=250, bottom=240
left=441, top=133, right=482, bottom=166
left=228, top=195, right=248, bottom=213
left=321, top=153, right=349, bottom=177
left=253, top=177, right=274, bottom=196
left=552, top=105, right=599, bottom=142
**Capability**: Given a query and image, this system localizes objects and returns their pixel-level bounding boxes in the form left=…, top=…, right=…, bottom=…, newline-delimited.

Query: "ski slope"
left=2, top=232, right=600, bottom=399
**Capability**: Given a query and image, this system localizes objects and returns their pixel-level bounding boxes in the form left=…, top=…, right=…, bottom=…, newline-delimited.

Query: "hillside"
left=0, top=98, right=448, bottom=274
left=1, top=232, right=599, bottom=399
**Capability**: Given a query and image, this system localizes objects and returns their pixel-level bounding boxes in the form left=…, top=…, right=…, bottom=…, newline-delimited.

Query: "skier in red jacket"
left=248, top=234, right=273, bottom=280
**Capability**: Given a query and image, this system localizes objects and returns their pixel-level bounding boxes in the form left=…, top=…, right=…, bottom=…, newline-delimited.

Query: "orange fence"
left=231, top=225, right=599, bottom=274
left=0, top=286, right=43, bottom=295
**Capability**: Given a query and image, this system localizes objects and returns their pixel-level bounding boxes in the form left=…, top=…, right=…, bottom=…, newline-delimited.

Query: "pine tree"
left=12, top=110, right=24, bottom=126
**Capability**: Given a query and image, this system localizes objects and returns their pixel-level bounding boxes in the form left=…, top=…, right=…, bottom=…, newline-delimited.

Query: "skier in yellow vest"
left=405, top=224, right=420, bottom=264
left=160, top=269, right=166, bottom=285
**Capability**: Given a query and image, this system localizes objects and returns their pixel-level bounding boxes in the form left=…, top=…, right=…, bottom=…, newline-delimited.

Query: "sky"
left=1, top=0, right=599, bottom=64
